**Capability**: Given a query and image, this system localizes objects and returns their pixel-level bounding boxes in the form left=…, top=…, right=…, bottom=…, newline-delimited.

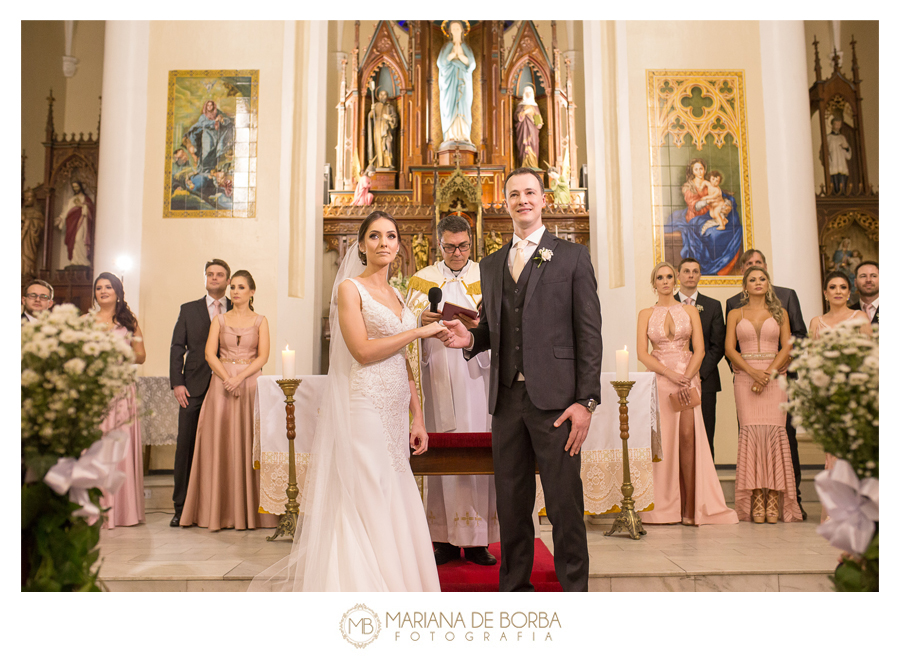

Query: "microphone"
left=428, top=287, right=442, bottom=314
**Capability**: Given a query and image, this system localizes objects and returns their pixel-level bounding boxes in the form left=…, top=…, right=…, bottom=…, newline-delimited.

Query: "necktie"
left=864, top=303, right=875, bottom=322
left=511, top=242, right=527, bottom=283
left=213, top=300, right=222, bottom=317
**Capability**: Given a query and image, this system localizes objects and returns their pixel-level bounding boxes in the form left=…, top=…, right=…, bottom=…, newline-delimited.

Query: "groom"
left=440, top=168, right=603, bottom=591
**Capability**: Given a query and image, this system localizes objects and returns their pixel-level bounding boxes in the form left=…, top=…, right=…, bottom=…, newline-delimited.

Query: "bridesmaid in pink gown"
left=725, top=266, right=802, bottom=523
left=638, top=262, right=737, bottom=526
left=181, top=270, right=278, bottom=531
left=808, top=270, right=872, bottom=521
left=90, top=273, right=146, bottom=529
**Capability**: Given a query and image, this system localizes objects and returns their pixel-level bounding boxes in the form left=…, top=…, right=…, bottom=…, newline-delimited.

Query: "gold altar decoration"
left=267, top=378, right=302, bottom=541
left=604, top=380, right=647, bottom=540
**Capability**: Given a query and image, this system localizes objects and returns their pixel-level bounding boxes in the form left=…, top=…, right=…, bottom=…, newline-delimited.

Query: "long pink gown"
left=640, top=305, right=738, bottom=525
left=733, top=312, right=802, bottom=522
left=99, top=325, right=145, bottom=529
left=181, top=314, right=278, bottom=530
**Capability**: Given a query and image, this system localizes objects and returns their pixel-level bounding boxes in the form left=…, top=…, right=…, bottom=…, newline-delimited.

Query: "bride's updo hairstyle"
left=357, top=210, right=401, bottom=265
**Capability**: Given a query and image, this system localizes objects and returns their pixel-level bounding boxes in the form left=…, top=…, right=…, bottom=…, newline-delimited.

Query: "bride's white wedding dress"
left=250, top=271, right=439, bottom=592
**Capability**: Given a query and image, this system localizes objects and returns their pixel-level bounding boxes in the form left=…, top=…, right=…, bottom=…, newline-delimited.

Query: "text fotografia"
left=387, top=611, right=560, bottom=642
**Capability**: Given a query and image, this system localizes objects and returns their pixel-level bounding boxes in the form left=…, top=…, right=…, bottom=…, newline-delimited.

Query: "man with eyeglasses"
left=22, top=280, right=55, bottom=321
left=405, top=215, right=499, bottom=567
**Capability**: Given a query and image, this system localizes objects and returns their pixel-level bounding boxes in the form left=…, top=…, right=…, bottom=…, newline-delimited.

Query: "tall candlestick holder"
left=267, top=378, right=302, bottom=541
left=604, top=380, right=647, bottom=540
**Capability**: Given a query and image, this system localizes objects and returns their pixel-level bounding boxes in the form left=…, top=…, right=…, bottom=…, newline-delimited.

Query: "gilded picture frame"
left=163, top=69, right=259, bottom=218
left=647, top=70, right=753, bottom=285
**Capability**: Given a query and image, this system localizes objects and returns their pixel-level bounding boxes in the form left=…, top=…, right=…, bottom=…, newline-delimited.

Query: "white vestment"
left=406, top=260, right=500, bottom=547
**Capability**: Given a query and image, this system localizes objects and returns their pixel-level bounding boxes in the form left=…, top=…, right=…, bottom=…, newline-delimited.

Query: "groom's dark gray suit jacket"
left=467, top=230, right=603, bottom=412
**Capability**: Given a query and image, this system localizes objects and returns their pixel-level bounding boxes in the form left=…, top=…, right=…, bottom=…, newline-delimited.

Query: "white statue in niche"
left=437, top=20, right=476, bottom=145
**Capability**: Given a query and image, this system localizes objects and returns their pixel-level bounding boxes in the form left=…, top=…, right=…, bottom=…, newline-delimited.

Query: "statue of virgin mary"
left=437, top=20, right=476, bottom=145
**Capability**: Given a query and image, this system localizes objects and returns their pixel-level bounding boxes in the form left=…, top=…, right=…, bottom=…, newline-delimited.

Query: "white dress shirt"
left=206, top=294, right=226, bottom=321
left=508, top=225, right=546, bottom=275
left=680, top=291, right=698, bottom=306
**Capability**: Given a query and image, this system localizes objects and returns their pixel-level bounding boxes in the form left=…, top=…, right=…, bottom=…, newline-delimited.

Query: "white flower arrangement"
left=21, top=304, right=136, bottom=477
left=782, top=322, right=878, bottom=478
left=533, top=248, right=553, bottom=268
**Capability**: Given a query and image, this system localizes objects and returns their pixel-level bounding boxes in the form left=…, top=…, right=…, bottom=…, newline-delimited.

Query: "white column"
left=759, top=21, right=823, bottom=320
left=582, top=20, right=638, bottom=375
left=276, top=20, right=328, bottom=375
left=94, top=21, right=149, bottom=316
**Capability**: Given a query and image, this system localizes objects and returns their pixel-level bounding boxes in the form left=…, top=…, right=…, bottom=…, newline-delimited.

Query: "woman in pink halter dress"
left=638, top=263, right=737, bottom=526
left=89, top=272, right=146, bottom=529
left=808, top=270, right=873, bottom=521
left=725, top=266, right=802, bottom=523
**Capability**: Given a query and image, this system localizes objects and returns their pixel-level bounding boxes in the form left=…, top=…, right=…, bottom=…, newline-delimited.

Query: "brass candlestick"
left=267, top=378, right=302, bottom=541
left=604, top=380, right=647, bottom=540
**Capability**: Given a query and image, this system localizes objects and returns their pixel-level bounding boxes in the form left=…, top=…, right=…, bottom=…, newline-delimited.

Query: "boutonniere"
left=533, top=248, right=553, bottom=268
left=696, top=304, right=704, bottom=313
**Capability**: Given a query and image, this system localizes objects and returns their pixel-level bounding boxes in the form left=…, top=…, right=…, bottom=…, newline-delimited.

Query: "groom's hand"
left=438, top=319, right=473, bottom=350
left=555, top=403, right=592, bottom=456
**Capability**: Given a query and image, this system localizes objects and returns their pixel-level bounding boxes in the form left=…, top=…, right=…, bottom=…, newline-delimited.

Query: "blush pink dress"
left=733, top=312, right=802, bottom=522
left=640, top=305, right=737, bottom=525
left=99, top=325, right=145, bottom=529
left=181, top=314, right=278, bottom=531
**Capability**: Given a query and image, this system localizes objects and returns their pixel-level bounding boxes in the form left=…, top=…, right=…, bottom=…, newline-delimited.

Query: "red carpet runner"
left=437, top=539, right=563, bottom=592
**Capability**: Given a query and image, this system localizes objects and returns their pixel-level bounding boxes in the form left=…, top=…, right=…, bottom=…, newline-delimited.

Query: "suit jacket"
left=169, top=296, right=232, bottom=397
left=676, top=291, right=724, bottom=393
left=725, top=285, right=806, bottom=372
left=849, top=300, right=879, bottom=325
left=468, top=230, right=603, bottom=413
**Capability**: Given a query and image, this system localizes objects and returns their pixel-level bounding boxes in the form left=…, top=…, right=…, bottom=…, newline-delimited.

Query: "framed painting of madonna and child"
left=163, top=70, right=259, bottom=218
left=647, top=70, right=754, bottom=285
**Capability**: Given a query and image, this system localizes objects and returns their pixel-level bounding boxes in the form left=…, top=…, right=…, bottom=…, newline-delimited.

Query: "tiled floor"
left=97, top=503, right=840, bottom=592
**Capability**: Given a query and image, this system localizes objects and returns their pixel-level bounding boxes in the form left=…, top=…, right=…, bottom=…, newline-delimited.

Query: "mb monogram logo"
left=340, top=604, right=382, bottom=648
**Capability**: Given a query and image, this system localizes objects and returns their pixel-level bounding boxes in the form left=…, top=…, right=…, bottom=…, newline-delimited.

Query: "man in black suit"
left=440, top=168, right=603, bottom=592
left=675, top=258, right=725, bottom=460
left=725, top=249, right=807, bottom=518
left=169, top=259, right=232, bottom=526
left=22, top=279, right=54, bottom=322
left=850, top=261, right=879, bottom=325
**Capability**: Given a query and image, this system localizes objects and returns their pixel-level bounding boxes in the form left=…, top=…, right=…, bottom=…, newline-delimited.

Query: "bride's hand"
left=409, top=421, right=429, bottom=455
left=418, top=321, right=446, bottom=340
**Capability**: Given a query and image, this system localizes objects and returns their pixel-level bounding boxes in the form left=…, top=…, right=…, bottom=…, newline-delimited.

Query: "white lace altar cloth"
left=254, top=372, right=660, bottom=517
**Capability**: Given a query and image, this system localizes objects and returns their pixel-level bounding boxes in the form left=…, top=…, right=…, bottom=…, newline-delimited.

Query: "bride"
left=250, top=211, right=443, bottom=591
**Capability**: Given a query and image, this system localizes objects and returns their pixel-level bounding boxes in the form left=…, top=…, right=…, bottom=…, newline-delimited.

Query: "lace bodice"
left=648, top=304, right=692, bottom=353
left=348, top=278, right=415, bottom=472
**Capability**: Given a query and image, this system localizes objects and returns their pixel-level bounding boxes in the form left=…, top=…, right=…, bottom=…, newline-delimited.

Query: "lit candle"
left=282, top=344, right=296, bottom=379
left=615, top=345, right=629, bottom=381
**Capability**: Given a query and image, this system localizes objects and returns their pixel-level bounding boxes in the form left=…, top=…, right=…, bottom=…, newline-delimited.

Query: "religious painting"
left=647, top=71, right=754, bottom=285
left=163, top=70, right=259, bottom=218
left=819, top=211, right=878, bottom=306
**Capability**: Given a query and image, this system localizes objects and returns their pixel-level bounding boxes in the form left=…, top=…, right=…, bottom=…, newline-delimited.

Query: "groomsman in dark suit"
left=725, top=249, right=807, bottom=518
left=675, top=258, right=725, bottom=460
left=169, top=259, right=232, bottom=526
left=850, top=261, right=879, bottom=325
left=441, top=168, right=603, bottom=591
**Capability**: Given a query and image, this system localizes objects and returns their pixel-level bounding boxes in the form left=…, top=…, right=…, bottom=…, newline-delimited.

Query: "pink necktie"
left=864, top=303, right=875, bottom=321
left=214, top=300, right=222, bottom=317
left=685, top=297, right=695, bottom=306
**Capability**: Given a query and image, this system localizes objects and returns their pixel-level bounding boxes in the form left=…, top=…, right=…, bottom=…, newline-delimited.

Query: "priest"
left=405, top=215, right=499, bottom=566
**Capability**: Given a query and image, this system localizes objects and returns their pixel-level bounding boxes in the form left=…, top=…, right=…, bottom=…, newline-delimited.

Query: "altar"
left=253, top=373, right=660, bottom=516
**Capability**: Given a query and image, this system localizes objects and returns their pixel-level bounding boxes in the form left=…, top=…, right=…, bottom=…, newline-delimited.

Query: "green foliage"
left=833, top=531, right=878, bottom=593
left=21, top=482, right=105, bottom=592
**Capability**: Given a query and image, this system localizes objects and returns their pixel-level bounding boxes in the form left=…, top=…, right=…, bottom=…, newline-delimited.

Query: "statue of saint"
left=367, top=90, right=399, bottom=169
left=412, top=232, right=430, bottom=272
left=484, top=229, right=503, bottom=257
left=515, top=85, right=543, bottom=169
left=21, top=187, right=44, bottom=279
left=547, top=166, right=572, bottom=207
left=352, top=167, right=375, bottom=206
left=437, top=20, right=476, bottom=145
left=54, top=180, right=94, bottom=268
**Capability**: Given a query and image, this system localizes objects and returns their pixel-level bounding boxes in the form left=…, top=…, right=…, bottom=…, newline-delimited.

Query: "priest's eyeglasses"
left=25, top=293, right=52, bottom=301
left=441, top=242, right=471, bottom=254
